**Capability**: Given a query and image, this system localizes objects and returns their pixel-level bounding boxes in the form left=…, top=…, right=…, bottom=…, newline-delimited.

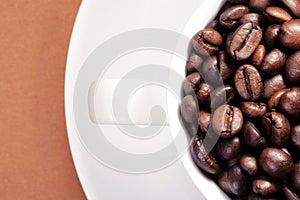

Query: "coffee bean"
left=263, top=74, right=286, bottom=99
left=198, top=111, right=211, bottom=134
left=235, top=64, right=263, bottom=100
left=218, top=50, right=234, bottom=83
left=282, top=186, right=300, bottom=200
left=229, top=23, right=262, bottom=60
left=218, top=170, right=232, bottom=194
left=261, top=48, right=287, bottom=76
left=240, top=13, right=265, bottom=28
left=182, top=72, right=201, bottom=95
left=190, top=135, right=222, bottom=174
left=291, top=125, right=300, bottom=150
left=227, top=156, right=240, bottom=168
left=252, top=44, right=267, bottom=66
left=209, top=84, right=236, bottom=111
left=228, top=165, right=250, bottom=196
left=280, top=87, right=300, bottom=118
left=291, top=161, right=300, bottom=192
left=180, top=95, right=198, bottom=124
left=268, top=88, right=289, bottom=111
left=241, top=102, right=267, bottom=119
left=261, top=112, right=290, bottom=147
left=192, top=28, right=223, bottom=55
left=285, top=51, right=300, bottom=83
left=186, top=53, right=203, bottom=73
left=239, top=154, right=258, bottom=176
left=212, top=104, right=243, bottom=138
left=265, top=24, right=281, bottom=48
left=205, top=20, right=222, bottom=31
left=280, top=0, right=300, bottom=17
left=215, top=137, right=242, bottom=160
left=243, top=121, right=267, bottom=149
left=219, top=5, right=249, bottom=30
left=259, top=148, right=294, bottom=179
left=249, top=0, right=274, bottom=12
left=201, top=55, right=221, bottom=86
left=264, top=6, right=292, bottom=23
left=279, top=19, right=300, bottom=49
left=252, top=178, right=280, bottom=196
left=226, top=32, right=234, bottom=55
left=196, top=82, right=212, bottom=105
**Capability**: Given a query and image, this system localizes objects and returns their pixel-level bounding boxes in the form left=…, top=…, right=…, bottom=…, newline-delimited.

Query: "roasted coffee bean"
left=186, top=53, right=203, bottom=73
left=218, top=170, right=232, bottom=194
left=239, top=154, right=258, bottom=176
left=265, top=24, right=281, bottom=48
left=243, top=121, right=267, bottom=149
left=198, top=111, right=211, bottom=134
left=201, top=55, right=221, bottom=86
left=205, top=20, right=221, bottom=30
left=219, top=5, right=249, bottom=30
left=268, top=88, right=289, bottom=111
left=241, top=102, right=267, bottom=119
left=240, top=13, right=265, bottom=28
left=280, top=87, right=300, bottom=118
left=261, top=48, right=287, bottom=76
left=252, top=44, right=267, bottom=66
left=228, top=156, right=240, bottom=168
left=218, top=50, right=234, bottom=82
left=291, top=125, right=300, bottom=150
left=196, top=82, right=211, bottom=105
left=229, top=23, right=262, bottom=60
left=190, top=135, right=222, bottom=174
left=235, top=64, right=263, bottom=100
left=215, top=137, right=242, bottom=160
left=263, top=74, right=286, bottom=99
left=182, top=72, right=201, bottom=95
left=252, top=178, right=280, bottom=196
left=280, top=0, right=300, bottom=17
left=212, top=104, right=243, bottom=138
left=226, top=32, right=234, bottom=55
left=249, top=0, right=273, bottom=12
left=292, top=161, right=300, bottom=192
left=228, top=165, right=250, bottom=196
left=261, top=112, right=290, bottom=147
left=279, top=19, right=300, bottom=49
left=264, top=6, right=292, bottom=23
left=285, top=51, right=300, bottom=83
left=180, top=95, right=198, bottom=124
left=209, top=85, right=235, bottom=111
left=192, top=28, right=223, bottom=55
left=259, top=148, right=294, bottom=179
left=282, top=186, right=300, bottom=200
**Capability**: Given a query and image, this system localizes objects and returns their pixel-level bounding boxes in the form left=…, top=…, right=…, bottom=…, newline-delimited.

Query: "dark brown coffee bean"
left=218, top=50, right=234, bottom=82
left=263, top=74, right=286, bottom=99
left=192, top=28, right=223, bottom=55
left=252, top=178, right=280, bottom=196
left=243, top=121, right=267, bottom=149
left=285, top=51, right=300, bottom=83
left=268, top=88, right=289, bottom=111
left=212, top=104, right=243, bottom=138
left=182, top=72, right=201, bottom=95
left=292, top=161, right=300, bottom=192
left=252, top=44, right=267, bottom=66
left=282, top=186, right=300, bottom=200
left=218, top=170, right=232, bottom=194
left=265, top=24, right=281, bottom=48
left=201, top=55, right=221, bottom=86
left=228, top=156, right=240, bottom=168
left=259, top=148, right=294, bottom=179
left=239, top=154, right=258, bottom=176
left=229, top=23, right=263, bottom=60
left=205, top=20, right=221, bottom=30
left=240, top=13, right=265, bottom=28
left=190, top=135, right=222, bottom=174
left=280, top=19, right=300, bottom=49
left=261, top=48, right=287, bottom=76
left=261, top=112, right=290, bottom=147
left=196, top=82, right=211, bottom=105
left=264, top=6, right=292, bottom=23
left=180, top=95, right=198, bottom=124
left=228, top=165, right=250, bottom=196
left=215, top=137, right=242, bottom=160
left=241, top=102, right=267, bottom=119
left=219, top=5, right=249, bottom=29
left=198, top=111, right=211, bottom=134
left=249, top=0, right=273, bottom=12
left=280, top=0, right=300, bottom=17
left=235, top=64, right=263, bottom=100
left=226, top=32, right=234, bottom=55
left=186, top=53, right=203, bottom=73
left=209, top=85, right=236, bottom=111
left=291, top=125, right=300, bottom=150
left=280, top=87, right=300, bottom=118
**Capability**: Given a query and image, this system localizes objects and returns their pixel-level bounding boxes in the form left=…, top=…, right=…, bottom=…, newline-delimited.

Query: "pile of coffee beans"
left=180, top=0, right=300, bottom=199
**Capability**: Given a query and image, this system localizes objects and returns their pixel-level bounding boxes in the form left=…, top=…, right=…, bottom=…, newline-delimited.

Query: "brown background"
left=0, top=0, right=86, bottom=199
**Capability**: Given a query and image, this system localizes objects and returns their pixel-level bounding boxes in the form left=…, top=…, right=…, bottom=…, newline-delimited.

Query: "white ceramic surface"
left=65, top=0, right=229, bottom=199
